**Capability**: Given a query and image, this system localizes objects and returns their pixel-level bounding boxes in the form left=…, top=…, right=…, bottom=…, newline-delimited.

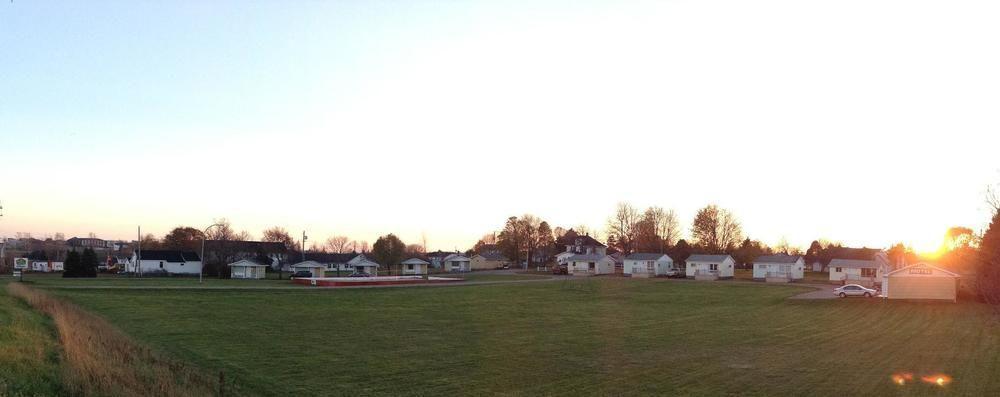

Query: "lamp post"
left=200, top=223, right=224, bottom=284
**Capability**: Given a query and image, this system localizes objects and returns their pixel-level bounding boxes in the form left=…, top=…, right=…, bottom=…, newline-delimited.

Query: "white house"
left=290, top=261, right=327, bottom=278
left=399, top=258, right=429, bottom=275
left=129, top=250, right=203, bottom=275
left=752, top=255, right=805, bottom=282
left=567, top=254, right=615, bottom=276
left=685, top=254, right=735, bottom=280
left=556, top=234, right=607, bottom=265
left=810, top=261, right=824, bottom=272
left=623, top=253, right=675, bottom=278
left=443, top=254, right=471, bottom=272
left=228, top=259, right=268, bottom=279
left=350, top=255, right=381, bottom=275
left=828, top=259, right=882, bottom=286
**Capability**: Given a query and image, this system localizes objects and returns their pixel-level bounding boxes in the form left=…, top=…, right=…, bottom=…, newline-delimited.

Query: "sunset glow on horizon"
left=2, top=1, right=999, bottom=252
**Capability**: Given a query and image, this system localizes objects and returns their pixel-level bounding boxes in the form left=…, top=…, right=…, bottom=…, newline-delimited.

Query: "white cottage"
left=623, top=253, right=675, bottom=278
left=567, top=254, right=615, bottom=276
left=228, top=259, right=268, bottom=279
left=129, top=250, right=203, bottom=275
left=828, top=259, right=882, bottom=286
left=290, top=260, right=327, bottom=278
left=685, top=254, right=735, bottom=280
left=442, top=254, right=471, bottom=272
left=752, top=255, right=805, bottom=282
left=399, top=258, right=429, bottom=275
left=350, top=255, right=381, bottom=275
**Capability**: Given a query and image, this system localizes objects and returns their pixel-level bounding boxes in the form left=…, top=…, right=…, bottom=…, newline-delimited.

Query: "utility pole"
left=301, top=231, right=307, bottom=263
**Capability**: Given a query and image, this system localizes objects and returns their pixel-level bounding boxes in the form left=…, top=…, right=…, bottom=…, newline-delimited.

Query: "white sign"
left=13, top=257, right=29, bottom=270
left=13, top=271, right=22, bottom=278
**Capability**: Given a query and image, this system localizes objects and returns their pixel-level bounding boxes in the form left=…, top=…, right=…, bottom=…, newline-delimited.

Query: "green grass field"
left=32, top=277, right=1000, bottom=396
left=0, top=280, right=65, bottom=396
left=14, top=271, right=547, bottom=289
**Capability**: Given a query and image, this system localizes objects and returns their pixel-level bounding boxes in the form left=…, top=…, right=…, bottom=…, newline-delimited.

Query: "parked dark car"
left=552, top=264, right=568, bottom=275
left=291, top=270, right=313, bottom=278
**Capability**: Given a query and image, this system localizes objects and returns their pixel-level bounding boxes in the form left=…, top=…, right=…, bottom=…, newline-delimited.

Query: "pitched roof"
left=829, top=259, right=877, bottom=269
left=204, top=240, right=287, bottom=253
left=228, top=259, right=267, bottom=267
left=401, top=258, right=430, bottom=265
left=476, top=252, right=508, bottom=261
left=291, top=260, right=326, bottom=268
left=443, top=254, right=470, bottom=262
left=302, top=252, right=361, bottom=264
left=625, top=253, right=672, bottom=261
left=687, top=254, right=732, bottom=263
left=559, top=234, right=606, bottom=248
left=754, top=254, right=803, bottom=264
left=426, top=250, right=458, bottom=258
left=138, top=250, right=201, bottom=262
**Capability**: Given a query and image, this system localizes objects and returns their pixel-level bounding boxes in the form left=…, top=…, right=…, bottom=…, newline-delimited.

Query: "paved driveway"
left=788, top=283, right=839, bottom=299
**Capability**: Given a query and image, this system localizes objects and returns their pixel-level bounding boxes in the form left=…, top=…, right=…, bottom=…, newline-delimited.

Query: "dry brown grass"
left=6, top=283, right=219, bottom=397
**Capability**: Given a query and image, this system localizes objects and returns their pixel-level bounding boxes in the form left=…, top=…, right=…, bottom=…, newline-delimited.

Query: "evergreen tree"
left=978, top=213, right=1000, bottom=304
left=63, top=250, right=81, bottom=278
left=80, top=248, right=99, bottom=278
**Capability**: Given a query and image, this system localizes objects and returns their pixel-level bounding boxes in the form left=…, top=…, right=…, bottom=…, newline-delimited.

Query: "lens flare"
left=920, top=374, right=951, bottom=387
left=891, top=373, right=913, bottom=386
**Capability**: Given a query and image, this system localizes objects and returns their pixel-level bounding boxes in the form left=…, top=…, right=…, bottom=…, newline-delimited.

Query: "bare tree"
left=988, top=184, right=1000, bottom=215
left=355, top=240, right=370, bottom=253
left=206, top=218, right=237, bottom=241
left=607, top=202, right=641, bottom=254
left=691, top=204, right=744, bottom=253
left=326, top=236, right=351, bottom=253
left=405, top=244, right=425, bottom=256
left=262, top=226, right=297, bottom=252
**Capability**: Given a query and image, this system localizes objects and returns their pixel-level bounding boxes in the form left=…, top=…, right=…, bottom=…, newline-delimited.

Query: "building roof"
left=443, top=254, right=471, bottom=262
left=204, top=240, right=287, bottom=253
left=291, top=260, right=326, bottom=268
left=228, top=259, right=267, bottom=267
left=426, top=250, right=458, bottom=258
left=687, top=254, right=732, bottom=263
left=567, top=254, right=610, bottom=262
left=625, top=253, right=673, bottom=261
left=352, top=257, right=380, bottom=267
left=829, top=259, right=877, bottom=269
left=401, top=258, right=430, bottom=265
left=753, top=254, right=803, bottom=264
left=138, top=250, right=201, bottom=262
left=559, top=234, right=606, bottom=248
left=476, top=252, right=508, bottom=261
left=302, top=252, right=361, bottom=264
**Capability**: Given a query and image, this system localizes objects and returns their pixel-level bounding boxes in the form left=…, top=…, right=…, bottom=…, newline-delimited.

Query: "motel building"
left=622, top=253, right=675, bottom=278
left=685, top=254, right=735, bottom=280
left=752, top=254, right=805, bottom=282
left=883, top=263, right=960, bottom=302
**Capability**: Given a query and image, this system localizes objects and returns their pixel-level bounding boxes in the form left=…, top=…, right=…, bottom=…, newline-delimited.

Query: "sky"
left=2, top=0, right=999, bottom=253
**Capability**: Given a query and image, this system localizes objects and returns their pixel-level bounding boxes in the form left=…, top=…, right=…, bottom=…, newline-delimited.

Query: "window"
left=835, top=267, right=843, bottom=272
left=710, top=264, right=718, bottom=271
left=861, top=268, right=876, bottom=277
left=407, top=264, right=414, bottom=270
left=159, top=261, right=164, bottom=269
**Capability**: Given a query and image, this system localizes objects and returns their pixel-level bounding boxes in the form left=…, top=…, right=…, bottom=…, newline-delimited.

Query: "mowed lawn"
left=46, top=278, right=1000, bottom=396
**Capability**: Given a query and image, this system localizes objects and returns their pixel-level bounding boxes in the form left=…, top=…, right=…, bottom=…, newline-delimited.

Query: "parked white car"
left=834, top=284, right=878, bottom=298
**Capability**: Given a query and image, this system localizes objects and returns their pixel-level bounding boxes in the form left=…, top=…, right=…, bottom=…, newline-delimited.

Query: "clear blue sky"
left=3, top=1, right=999, bottom=253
